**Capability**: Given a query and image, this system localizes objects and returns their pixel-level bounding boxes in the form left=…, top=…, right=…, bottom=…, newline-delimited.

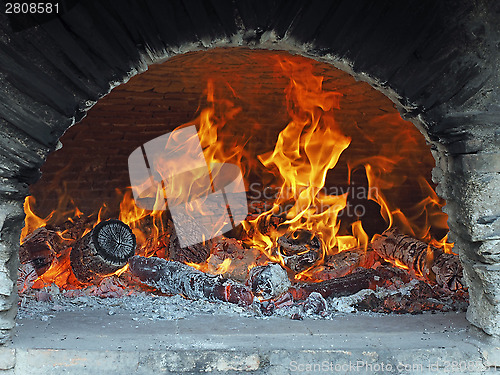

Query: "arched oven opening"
left=20, top=48, right=466, bottom=317
left=0, top=1, right=498, bottom=372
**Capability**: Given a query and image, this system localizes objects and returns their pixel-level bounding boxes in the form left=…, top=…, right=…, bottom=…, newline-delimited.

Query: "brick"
left=31, top=48, right=427, bottom=218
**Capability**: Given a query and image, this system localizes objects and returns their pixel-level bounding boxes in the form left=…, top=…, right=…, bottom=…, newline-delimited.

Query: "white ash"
left=326, top=279, right=420, bottom=313
left=17, top=279, right=423, bottom=322
left=303, top=292, right=328, bottom=315
left=248, top=263, right=291, bottom=299
left=17, top=291, right=254, bottom=322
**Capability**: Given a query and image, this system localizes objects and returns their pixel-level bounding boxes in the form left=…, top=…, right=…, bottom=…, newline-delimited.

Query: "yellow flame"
left=243, top=57, right=358, bottom=275
left=21, top=52, right=457, bottom=291
left=214, top=258, right=232, bottom=275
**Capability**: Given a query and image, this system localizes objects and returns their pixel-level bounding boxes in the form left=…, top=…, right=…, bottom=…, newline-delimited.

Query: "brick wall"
left=29, top=48, right=434, bottom=227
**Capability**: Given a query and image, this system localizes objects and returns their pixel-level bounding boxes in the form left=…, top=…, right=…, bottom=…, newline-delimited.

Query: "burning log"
left=289, top=267, right=383, bottom=301
left=17, top=262, right=39, bottom=294
left=259, top=266, right=406, bottom=316
left=247, top=263, right=291, bottom=299
left=256, top=289, right=295, bottom=316
left=70, top=219, right=136, bottom=283
left=128, top=255, right=254, bottom=306
left=355, top=280, right=469, bottom=314
left=311, top=248, right=379, bottom=280
left=371, top=228, right=463, bottom=290
left=277, top=229, right=322, bottom=273
left=138, top=231, right=171, bottom=258
left=19, top=227, right=66, bottom=275
left=137, top=218, right=211, bottom=264
left=46, top=214, right=98, bottom=241
left=208, top=237, right=263, bottom=282
left=137, top=218, right=175, bottom=258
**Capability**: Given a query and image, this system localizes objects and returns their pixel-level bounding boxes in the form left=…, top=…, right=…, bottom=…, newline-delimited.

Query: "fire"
left=21, top=196, right=51, bottom=242
left=239, top=57, right=453, bottom=278
left=214, top=258, right=232, bottom=274
left=20, top=52, right=455, bottom=291
left=242, top=57, right=355, bottom=270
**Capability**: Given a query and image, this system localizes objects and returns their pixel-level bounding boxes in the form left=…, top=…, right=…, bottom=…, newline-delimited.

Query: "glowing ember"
left=20, top=53, right=454, bottom=292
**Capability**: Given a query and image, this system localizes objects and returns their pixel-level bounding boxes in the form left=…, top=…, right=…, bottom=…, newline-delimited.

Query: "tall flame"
left=242, top=58, right=357, bottom=267
left=20, top=52, right=454, bottom=290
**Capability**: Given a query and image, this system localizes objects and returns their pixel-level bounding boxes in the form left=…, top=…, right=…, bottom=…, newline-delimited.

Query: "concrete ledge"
left=10, top=310, right=500, bottom=374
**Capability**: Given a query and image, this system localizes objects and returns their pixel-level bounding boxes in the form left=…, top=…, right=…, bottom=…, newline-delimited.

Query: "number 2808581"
left=5, top=3, right=59, bottom=14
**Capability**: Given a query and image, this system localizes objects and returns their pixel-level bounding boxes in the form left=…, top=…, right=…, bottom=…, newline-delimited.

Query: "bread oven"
left=0, top=1, right=499, bottom=373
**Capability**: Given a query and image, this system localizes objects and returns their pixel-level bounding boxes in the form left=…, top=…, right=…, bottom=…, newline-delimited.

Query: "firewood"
left=135, top=217, right=211, bottom=264
left=128, top=255, right=254, bottom=306
left=17, top=262, right=39, bottom=294
left=355, top=280, right=469, bottom=314
left=247, top=263, right=291, bottom=299
left=19, top=227, right=67, bottom=276
left=371, top=228, right=463, bottom=290
left=208, top=237, right=263, bottom=282
left=243, top=202, right=287, bottom=241
left=139, top=220, right=253, bottom=267
left=70, top=219, right=136, bottom=283
left=256, top=289, right=294, bottom=316
left=277, top=229, right=322, bottom=273
left=310, top=248, right=379, bottom=280
left=46, top=214, right=97, bottom=241
left=289, top=267, right=383, bottom=301
left=138, top=231, right=171, bottom=258
left=137, top=219, right=175, bottom=258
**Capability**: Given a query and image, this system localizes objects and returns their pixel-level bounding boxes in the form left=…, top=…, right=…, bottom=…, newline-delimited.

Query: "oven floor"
left=11, top=310, right=500, bottom=374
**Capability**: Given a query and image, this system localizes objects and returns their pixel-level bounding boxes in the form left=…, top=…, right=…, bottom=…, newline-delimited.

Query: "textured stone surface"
left=477, top=240, right=500, bottom=265
left=463, top=258, right=500, bottom=336
left=12, top=310, right=496, bottom=374
left=452, top=153, right=500, bottom=174
left=0, top=348, right=15, bottom=371
left=445, top=173, right=500, bottom=241
left=0, top=201, right=23, bottom=345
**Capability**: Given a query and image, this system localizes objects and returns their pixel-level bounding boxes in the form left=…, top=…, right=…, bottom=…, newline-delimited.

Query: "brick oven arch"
left=0, top=0, right=499, bottom=344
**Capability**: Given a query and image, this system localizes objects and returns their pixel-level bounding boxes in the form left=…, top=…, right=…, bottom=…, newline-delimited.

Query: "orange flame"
left=21, top=196, right=51, bottom=243
left=20, top=52, right=455, bottom=291
left=242, top=58, right=366, bottom=275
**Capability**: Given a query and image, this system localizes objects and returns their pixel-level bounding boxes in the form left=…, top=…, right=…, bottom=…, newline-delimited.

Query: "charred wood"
left=46, top=215, right=97, bottom=241
left=128, top=255, right=254, bottom=306
left=137, top=219, right=175, bottom=258
left=17, top=262, right=39, bottom=293
left=247, top=263, right=291, bottom=299
left=277, top=229, right=322, bottom=273
left=208, top=237, right=262, bottom=282
left=19, top=227, right=66, bottom=275
left=70, top=219, right=136, bottom=283
left=311, top=248, right=379, bottom=280
left=355, top=281, right=469, bottom=314
left=256, top=290, right=294, bottom=316
left=302, top=292, right=328, bottom=315
left=371, top=228, right=463, bottom=290
left=167, top=229, right=211, bottom=264
left=289, top=267, right=383, bottom=301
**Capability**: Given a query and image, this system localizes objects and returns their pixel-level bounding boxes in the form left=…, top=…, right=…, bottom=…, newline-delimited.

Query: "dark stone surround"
left=0, top=0, right=498, bottom=347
